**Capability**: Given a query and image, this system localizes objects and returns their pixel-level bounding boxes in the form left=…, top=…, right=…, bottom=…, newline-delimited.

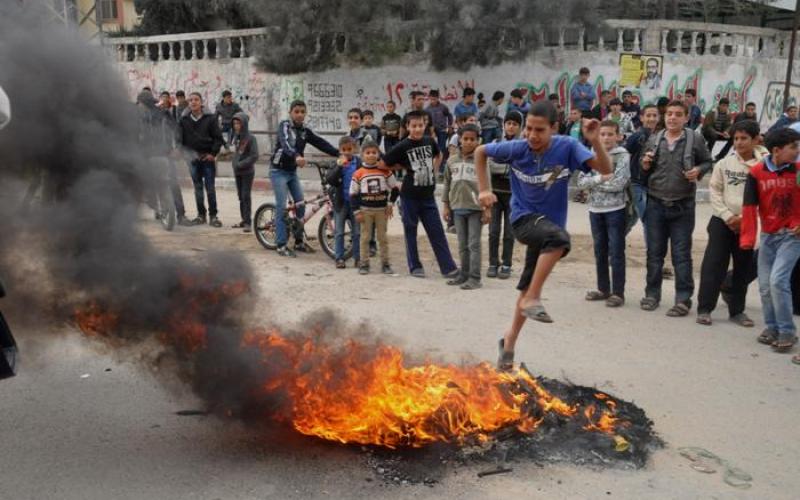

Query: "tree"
left=131, top=0, right=256, bottom=35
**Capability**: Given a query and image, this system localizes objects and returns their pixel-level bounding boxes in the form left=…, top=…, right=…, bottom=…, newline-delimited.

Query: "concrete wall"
left=117, top=47, right=798, bottom=143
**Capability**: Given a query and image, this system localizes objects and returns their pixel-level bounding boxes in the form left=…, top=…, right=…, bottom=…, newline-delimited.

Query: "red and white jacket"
left=740, top=158, right=800, bottom=250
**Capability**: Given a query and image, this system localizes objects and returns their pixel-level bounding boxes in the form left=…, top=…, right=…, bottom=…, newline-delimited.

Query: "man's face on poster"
left=647, top=59, right=659, bottom=78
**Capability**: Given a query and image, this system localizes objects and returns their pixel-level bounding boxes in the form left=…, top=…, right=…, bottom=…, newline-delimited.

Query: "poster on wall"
left=619, top=53, right=664, bottom=90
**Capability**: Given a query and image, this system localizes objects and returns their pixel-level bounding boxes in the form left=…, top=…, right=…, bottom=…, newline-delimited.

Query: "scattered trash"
left=175, top=410, right=208, bottom=416
left=477, top=467, right=513, bottom=478
left=678, top=447, right=752, bottom=489
left=80, top=373, right=90, bottom=379
left=104, top=368, right=112, bottom=372
left=190, top=247, right=206, bottom=252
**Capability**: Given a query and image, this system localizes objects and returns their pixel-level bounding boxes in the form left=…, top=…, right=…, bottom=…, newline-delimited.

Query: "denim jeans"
left=235, top=172, right=254, bottom=225
left=589, top=208, right=627, bottom=297
left=334, top=205, right=360, bottom=262
left=644, top=196, right=696, bottom=304
left=400, top=195, right=457, bottom=274
left=454, top=211, right=482, bottom=281
left=270, top=168, right=305, bottom=247
left=757, top=231, right=800, bottom=338
left=481, top=127, right=501, bottom=146
left=435, top=129, right=450, bottom=171
left=489, top=191, right=514, bottom=267
left=221, top=123, right=233, bottom=146
left=189, top=159, right=218, bottom=218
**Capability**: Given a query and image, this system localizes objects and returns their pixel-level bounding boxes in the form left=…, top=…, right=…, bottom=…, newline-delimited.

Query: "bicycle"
left=253, top=162, right=354, bottom=260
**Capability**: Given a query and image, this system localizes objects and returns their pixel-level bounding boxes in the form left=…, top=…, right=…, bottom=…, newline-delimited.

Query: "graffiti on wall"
left=760, top=81, right=800, bottom=130
left=514, top=73, right=618, bottom=111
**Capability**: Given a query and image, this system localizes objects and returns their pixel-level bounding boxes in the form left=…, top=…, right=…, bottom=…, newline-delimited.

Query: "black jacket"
left=231, top=112, right=259, bottom=176
left=271, top=119, right=339, bottom=171
left=179, top=108, right=224, bottom=157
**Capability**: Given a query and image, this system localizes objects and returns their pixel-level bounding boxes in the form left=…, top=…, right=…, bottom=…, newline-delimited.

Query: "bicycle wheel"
left=318, top=212, right=354, bottom=260
left=254, top=203, right=279, bottom=250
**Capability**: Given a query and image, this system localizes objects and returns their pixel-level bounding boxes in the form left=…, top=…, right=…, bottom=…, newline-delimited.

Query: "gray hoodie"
left=231, top=112, right=259, bottom=176
left=576, top=146, right=630, bottom=213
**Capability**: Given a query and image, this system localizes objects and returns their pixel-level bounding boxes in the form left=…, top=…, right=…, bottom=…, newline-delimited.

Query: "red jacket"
left=740, top=160, right=800, bottom=250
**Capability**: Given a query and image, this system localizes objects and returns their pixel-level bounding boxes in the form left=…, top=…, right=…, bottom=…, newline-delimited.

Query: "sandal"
left=605, top=295, right=624, bottom=308
left=585, top=290, right=610, bottom=301
left=792, top=354, right=800, bottom=365
left=772, top=336, right=798, bottom=353
left=696, top=313, right=712, bottom=326
left=729, top=313, right=754, bottom=328
left=666, top=303, right=690, bottom=317
left=497, top=338, right=514, bottom=371
left=640, top=297, right=659, bottom=311
left=521, top=304, right=553, bottom=323
left=231, top=221, right=246, bottom=228
left=757, top=329, right=778, bottom=345
left=335, top=260, right=346, bottom=269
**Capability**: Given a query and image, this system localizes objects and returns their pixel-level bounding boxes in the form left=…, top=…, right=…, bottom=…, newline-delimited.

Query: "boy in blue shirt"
left=454, top=88, right=479, bottom=118
left=570, top=67, right=595, bottom=113
left=475, top=100, right=612, bottom=370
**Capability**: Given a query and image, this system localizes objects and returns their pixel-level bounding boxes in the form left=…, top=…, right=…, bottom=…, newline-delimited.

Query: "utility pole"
left=94, top=0, right=104, bottom=44
left=783, top=0, right=800, bottom=109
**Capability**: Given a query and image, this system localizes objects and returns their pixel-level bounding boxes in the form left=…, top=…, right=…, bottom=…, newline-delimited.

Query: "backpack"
left=649, top=127, right=697, bottom=172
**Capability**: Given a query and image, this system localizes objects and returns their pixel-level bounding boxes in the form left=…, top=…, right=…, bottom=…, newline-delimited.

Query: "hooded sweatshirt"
left=231, top=112, right=259, bottom=176
left=708, top=148, right=763, bottom=222
left=576, top=146, right=631, bottom=213
left=179, top=106, right=224, bottom=157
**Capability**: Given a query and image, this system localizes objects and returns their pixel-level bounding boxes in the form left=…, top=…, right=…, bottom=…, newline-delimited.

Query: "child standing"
left=347, top=108, right=366, bottom=145
left=326, top=136, right=362, bottom=268
left=230, top=112, right=259, bottom=233
left=487, top=111, right=523, bottom=279
left=361, top=110, right=382, bottom=146
left=577, top=120, right=631, bottom=307
left=443, top=124, right=490, bottom=289
left=381, top=100, right=403, bottom=153
left=696, top=120, right=762, bottom=327
left=741, top=127, right=800, bottom=355
left=382, top=110, right=459, bottom=278
left=350, top=135, right=399, bottom=275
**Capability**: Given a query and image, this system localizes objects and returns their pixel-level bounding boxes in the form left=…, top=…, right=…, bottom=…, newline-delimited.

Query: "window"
left=99, top=0, right=118, bottom=21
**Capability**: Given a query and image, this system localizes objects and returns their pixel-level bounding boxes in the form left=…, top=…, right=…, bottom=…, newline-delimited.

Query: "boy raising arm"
left=475, top=101, right=612, bottom=370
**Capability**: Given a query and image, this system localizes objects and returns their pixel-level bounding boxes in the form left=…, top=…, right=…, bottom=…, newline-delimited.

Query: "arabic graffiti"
left=380, top=79, right=476, bottom=107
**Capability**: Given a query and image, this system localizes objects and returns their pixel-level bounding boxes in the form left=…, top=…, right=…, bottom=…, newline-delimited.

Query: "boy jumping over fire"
left=475, top=100, right=612, bottom=371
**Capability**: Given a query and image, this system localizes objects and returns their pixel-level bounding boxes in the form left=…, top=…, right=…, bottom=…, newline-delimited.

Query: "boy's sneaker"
left=359, top=264, right=370, bottom=275
left=277, top=246, right=296, bottom=258
left=336, top=259, right=346, bottom=269
left=487, top=266, right=498, bottom=278
left=190, top=216, right=206, bottom=226
left=411, top=268, right=426, bottom=278
left=460, top=279, right=482, bottom=290
left=497, top=338, right=514, bottom=371
left=294, top=242, right=315, bottom=253
left=447, top=275, right=468, bottom=286
left=210, top=217, right=222, bottom=228
left=443, top=269, right=461, bottom=279
left=177, top=216, right=193, bottom=227
left=381, top=264, right=394, bottom=275
left=498, top=266, right=512, bottom=280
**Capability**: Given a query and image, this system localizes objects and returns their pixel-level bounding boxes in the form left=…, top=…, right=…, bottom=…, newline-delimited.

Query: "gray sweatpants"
left=454, top=211, right=483, bottom=281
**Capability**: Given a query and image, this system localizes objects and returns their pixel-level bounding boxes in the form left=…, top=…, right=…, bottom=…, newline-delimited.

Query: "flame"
left=73, top=280, right=633, bottom=450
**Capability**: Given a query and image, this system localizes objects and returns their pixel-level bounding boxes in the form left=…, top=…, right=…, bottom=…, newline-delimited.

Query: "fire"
left=73, top=279, right=633, bottom=451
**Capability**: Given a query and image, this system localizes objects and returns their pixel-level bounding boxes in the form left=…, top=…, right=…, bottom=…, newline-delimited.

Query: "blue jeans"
left=481, top=127, right=501, bottom=145
left=270, top=169, right=305, bottom=247
left=189, top=160, right=217, bottom=218
left=758, top=231, right=800, bottom=338
left=631, top=183, right=649, bottom=248
left=589, top=208, right=627, bottom=297
left=334, top=205, right=360, bottom=262
left=644, top=196, right=696, bottom=304
left=400, top=195, right=457, bottom=274
left=436, top=129, right=450, bottom=171
left=221, top=123, right=233, bottom=146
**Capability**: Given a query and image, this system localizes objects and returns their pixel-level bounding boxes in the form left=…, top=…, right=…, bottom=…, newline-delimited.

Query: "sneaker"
left=460, top=279, right=482, bottom=290
left=447, top=275, right=468, bottom=286
left=191, top=216, right=207, bottom=226
left=359, top=265, right=370, bottom=275
left=487, top=266, right=498, bottom=278
left=336, top=259, right=346, bottom=269
left=277, top=246, right=296, bottom=258
left=411, top=268, right=426, bottom=278
left=177, top=216, right=193, bottom=227
left=294, top=242, right=316, bottom=253
left=497, top=338, right=514, bottom=371
left=498, top=266, right=512, bottom=280
left=243, top=226, right=252, bottom=233
left=381, top=264, right=394, bottom=275
left=443, top=269, right=461, bottom=279
left=210, top=217, right=223, bottom=228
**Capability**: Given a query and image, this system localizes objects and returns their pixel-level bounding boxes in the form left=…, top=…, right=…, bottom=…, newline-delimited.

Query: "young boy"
left=361, top=110, right=382, bottom=146
left=479, top=91, right=505, bottom=144
left=487, top=111, right=523, bottom=280
left=271, top=100, right=340, bottom=257
left=570, top=67, right=594, bottom=113
left=577, top=120, right=631, bottom=307
left=326, top=136, right=362, bottom=268
left=381, top=100, right=403, bottom=153
left=347, top=107, right=366, bottom=145
left=702, top=98, right=732, bottom=160
left=475, top=101, right=612, bottom=370
left=624, top=104, right=660, bottom=228
left=741, top=127, right=800, bottom=355
left=607, top=98, right=635, bottom=138
left=350, top=135, right=399, bottom=275
left=426, top=89, right=454, bottom=159
left=696, top=120, right=762, bottom=327
left=454, top=88, right=479, bottom=118
left=640, top=101, right=713, bottom=316
left=563, top=108, right=583, bottom=139
left=443, top=124, right=490, bottom=290
left=231, top=112, right=259, bottom=233
left=216, top=90, right=243, bottom=150
left=507, top=88, right=531, bottom=117
left=448, top=113, right=480, bottom=157
left=382, top=110, right=459, bottom=278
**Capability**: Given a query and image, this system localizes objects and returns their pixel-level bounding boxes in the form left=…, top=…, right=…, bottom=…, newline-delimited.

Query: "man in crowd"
left=702, top=98, right=732, bottom=160
left=570, top=67, right=594, bottom=113
left=426, top=89, right=453, bottom=163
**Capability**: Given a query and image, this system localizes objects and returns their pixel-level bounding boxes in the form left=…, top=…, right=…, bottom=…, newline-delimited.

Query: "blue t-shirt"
left=570, top=82, right=595, bottom=112
left=454, top=101, right=479, bottom=117
left=484, top=136, right=594, bottom=227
